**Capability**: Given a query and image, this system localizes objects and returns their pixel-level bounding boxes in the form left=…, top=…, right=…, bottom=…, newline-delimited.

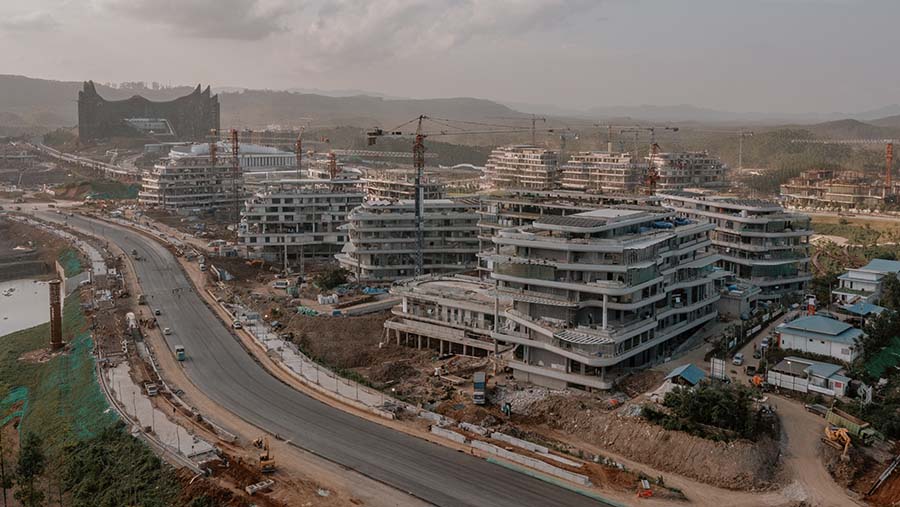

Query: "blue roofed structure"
left=665, top=363, right=706, bottom=386
left=843, top=302, right=887, bottom=317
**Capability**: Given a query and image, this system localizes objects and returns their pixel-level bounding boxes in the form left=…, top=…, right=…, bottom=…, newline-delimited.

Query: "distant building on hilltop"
left=78, top=81, right=219, bottom=142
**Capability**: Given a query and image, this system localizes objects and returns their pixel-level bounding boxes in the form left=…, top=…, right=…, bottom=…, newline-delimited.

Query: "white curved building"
left=487, top=207, right=723, bottom=390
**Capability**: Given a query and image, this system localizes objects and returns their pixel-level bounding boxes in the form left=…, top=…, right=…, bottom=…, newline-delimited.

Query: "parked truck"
left=826, top=408, right=881, bottom=444
left=473, top=372, right=487, bottom=405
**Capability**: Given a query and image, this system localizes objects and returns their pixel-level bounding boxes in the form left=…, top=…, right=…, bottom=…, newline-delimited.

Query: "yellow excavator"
left=253, top=436, right=276, bottom=473
left=823, top=425, right=852, bottom=461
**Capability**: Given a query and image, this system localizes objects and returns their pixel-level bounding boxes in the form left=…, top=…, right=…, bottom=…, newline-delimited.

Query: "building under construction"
left=649, top=151, right=727, bottom=191
left=487, top=207, right=721, bottom=390
left=385, top=275, right=511, bottom=357
left=335, top=198, right=480, bottom=281
left=780, top=169, right=892, bottom=210
left=139, top=157, right=242, bottom=213
left=560, top=151, right=647, bottom=194
left=239, top=178, right=366, bottom=267
left=364, top=170, right=445, bottom=201
left=476, top=189, right=660, bottom=276
left=658, top=190, right=812, bottom=301
left=482, top=146, right=559, bottom=190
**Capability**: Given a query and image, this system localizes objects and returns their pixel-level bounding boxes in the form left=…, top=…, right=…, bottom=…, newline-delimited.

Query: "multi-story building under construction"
left=487, top=207, right=722, bottom=390
left=649, top=151, right=726, bottom=190
left=658, top=190, right=812, bottom=301
left=483, top=146, right=559, bottom=190
left=335, top=199, right=480, bottom=281
left=780, top=169, right=888, bottom=210
left=385, top=275, right=512, bottom=357
left=239, top=178, right=366, bottom=267
left=365, top=171, right=445, bottom=201
left=560, top=152, right=647, bottom=194
left=476, top=189, right=660, bottom=276
left=139, top=157, right=242, bottom=212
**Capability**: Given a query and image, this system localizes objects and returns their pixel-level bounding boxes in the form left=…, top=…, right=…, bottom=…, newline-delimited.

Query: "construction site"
left=2, top=94, right=900, bottom=507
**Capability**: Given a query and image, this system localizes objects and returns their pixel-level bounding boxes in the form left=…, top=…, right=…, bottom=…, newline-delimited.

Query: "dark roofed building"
left=77, top=81, right=219, bottom=142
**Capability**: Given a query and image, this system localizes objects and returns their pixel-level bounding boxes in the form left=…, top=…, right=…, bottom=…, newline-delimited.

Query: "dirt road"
left=773, top=395, right=864, bottom=506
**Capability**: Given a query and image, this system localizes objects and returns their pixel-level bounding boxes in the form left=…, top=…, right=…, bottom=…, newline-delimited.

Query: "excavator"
left=253, top=436, right=276, bottom=473
left=823, top=425, right=852, bottom=461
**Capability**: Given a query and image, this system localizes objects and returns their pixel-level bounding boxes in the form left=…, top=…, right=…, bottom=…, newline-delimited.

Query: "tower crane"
left=616, top=126, right=680, bottom=194
left=366, top=115, right=567, bottom=276
left=790, top=138, right=897, bottom=197
left=690, top=129, right=754, bottom=169
left=489, top=114, right=547, bottom=145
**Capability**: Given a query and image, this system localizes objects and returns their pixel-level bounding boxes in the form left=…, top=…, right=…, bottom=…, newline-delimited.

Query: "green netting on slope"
left=866, top=337, right=900, bottom=379
left=1, top=293, right=117, bottom=455
left=56, top=248, right=83, bottom=277
left=0, top=387, right=29, bottom=428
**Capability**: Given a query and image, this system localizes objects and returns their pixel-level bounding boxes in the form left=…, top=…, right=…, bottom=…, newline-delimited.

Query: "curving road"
left=42, top=212, right=607, bottom=507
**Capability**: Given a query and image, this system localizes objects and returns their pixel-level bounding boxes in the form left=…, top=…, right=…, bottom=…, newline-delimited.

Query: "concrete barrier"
left=420, top=410, right=455, bottom=427
left=542, top=453, right=583, bottom=468
left=472, top=440, right=591, bottom=486
left=430, top=426, right=467, bottom=444
left=491, top=432, right=549, bottom=454
left=459, top=422, right=490, bottom=436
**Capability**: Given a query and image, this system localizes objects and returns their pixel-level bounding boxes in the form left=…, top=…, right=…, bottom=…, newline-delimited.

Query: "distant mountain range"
left=2, top=73, right=900, bottom=141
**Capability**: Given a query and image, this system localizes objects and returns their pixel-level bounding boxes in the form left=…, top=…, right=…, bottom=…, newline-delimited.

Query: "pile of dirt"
left=617, top=370, right=666, bottom=398
left=290, top=312, right=399, bottom=369
left=518, top=395, right=781, bottom=490
left=368, top=359, right=419, bottom=383
left=176, top=466, right=285, bottom=507
left=822, top=445, right=876, bottom=490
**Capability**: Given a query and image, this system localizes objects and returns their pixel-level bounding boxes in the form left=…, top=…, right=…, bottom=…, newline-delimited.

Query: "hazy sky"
left=0, top=0, right=895, bottom=113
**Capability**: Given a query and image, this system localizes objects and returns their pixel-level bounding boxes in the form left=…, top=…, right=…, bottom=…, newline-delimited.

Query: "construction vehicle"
left=473, top=371, right=487, bottom=405
left=823, top=425, right=852, bottom=461
left=826, top=407, right=881, bottom=444
left=255, top=436, right=276, bottom=473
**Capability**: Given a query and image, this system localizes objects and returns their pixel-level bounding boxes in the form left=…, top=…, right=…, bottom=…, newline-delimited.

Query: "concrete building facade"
left=365, top=171, right=445, bottom=201
left=483, top=146, right=559, bottom=190
left=560, top=152, right=646, bottom=194
left=139, top=157, right=242, bottom=212
left=658, top=190, right=812, bottom=301
left=336, top=199, right=480, bottom=281
left=385, top=275, right=511, bottom=357
left=486, top=207, right=722, bottom=390
left=239, top=178, right=366, bottom=267
left=649, top=151, right=726, bottom=190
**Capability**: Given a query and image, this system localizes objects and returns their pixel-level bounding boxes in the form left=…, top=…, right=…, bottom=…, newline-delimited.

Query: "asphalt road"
left=44, top=212, right=608, bottom=507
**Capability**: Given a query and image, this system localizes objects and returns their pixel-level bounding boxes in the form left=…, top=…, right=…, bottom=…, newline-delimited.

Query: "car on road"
left=753, top=350, right=762, bottom=359
left=760, top=337, right=770, bottom=348
left=232, top=320, right=242, bottom=329
left=745, top=365, right=757, bottom=376
left=732, top=352, right=745, bottom=366
left=154, top=309, right=161, bottom=316
left=163, top=327, right=172, bottom=335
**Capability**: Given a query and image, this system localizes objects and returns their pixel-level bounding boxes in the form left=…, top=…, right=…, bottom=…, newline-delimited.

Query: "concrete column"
left=417, top=335, right=422, bottom=349
left=602, top=294, right=608, bottom=330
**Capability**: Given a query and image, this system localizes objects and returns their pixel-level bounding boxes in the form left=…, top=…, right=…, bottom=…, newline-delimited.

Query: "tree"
left=312, top=268, right=350, bottom=291
left=14, top=432, right=44, bottom=507
left=881, top=276, right=900, bottom=312
left=860, top=310, right=900, bottom=364
left=0, top=427, right=12, bottom=507
left=810, top=272, right=839, bottom=308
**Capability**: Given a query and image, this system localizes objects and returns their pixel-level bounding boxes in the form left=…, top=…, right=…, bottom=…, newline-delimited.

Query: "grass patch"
left=0, top=293, right=117, bottom=455
left=812, top=216, right=900, bottom=242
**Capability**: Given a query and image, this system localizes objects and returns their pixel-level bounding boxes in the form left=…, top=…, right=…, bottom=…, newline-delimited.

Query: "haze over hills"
left=2, top=73, right=900, bottom=142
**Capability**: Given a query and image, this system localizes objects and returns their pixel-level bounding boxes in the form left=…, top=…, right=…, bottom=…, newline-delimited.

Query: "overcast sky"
left=0, top=0, right=895, bottom=114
